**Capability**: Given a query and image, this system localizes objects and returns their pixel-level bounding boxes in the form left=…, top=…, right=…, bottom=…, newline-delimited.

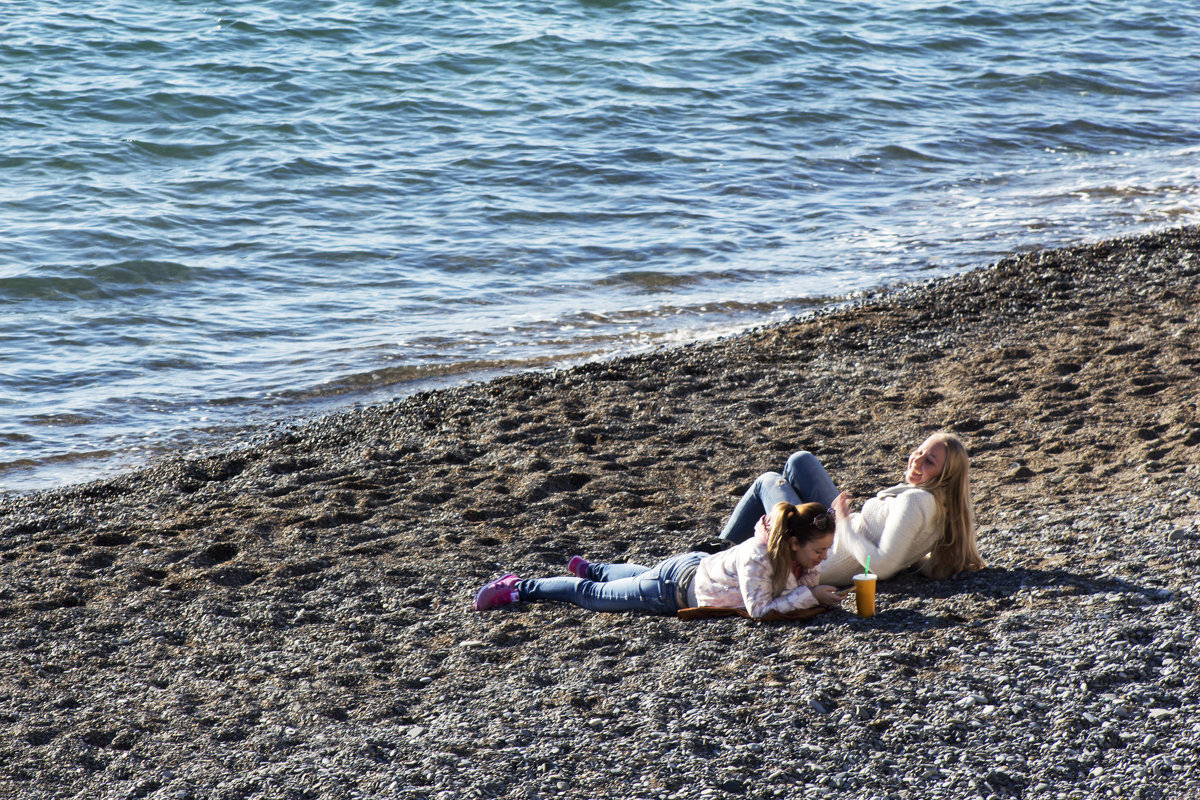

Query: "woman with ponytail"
left=718, top=433, right=984, bottom=584
left=473, top=502, right=847, bottom=618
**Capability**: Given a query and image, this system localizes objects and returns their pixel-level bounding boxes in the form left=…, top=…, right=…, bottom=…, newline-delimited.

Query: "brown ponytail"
left=765, top=501, right=835, bottom=593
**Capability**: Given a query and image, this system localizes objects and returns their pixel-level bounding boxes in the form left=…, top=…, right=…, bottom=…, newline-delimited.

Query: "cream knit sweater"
left=818, top=484, right=942, bottom=585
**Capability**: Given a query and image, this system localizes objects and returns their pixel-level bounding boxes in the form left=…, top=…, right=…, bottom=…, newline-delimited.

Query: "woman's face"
left=905, top=437, right=947, bottom=486
left=790, top=532, right=835, bottom=570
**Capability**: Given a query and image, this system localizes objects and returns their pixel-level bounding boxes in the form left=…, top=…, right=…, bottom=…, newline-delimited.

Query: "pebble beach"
left=2, top=226, right=1199, bottom=800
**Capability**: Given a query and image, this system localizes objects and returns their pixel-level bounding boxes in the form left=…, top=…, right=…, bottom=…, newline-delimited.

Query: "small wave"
left=0, top=447, right=120, bottom=470
left=859, top=144, right=961, bottom=166
left=595, top=270, right=705, bottom=290
left=23, top=412, right=96, bottom=427
left=90, top=91, right=244, bottom=125
left=968, top=68, right=1160, bottom=99
left=0, top=261, right=201, bottom=302
left=0, top=432, right=35, bottom=444
left=124, top=138, right=238, bottom=160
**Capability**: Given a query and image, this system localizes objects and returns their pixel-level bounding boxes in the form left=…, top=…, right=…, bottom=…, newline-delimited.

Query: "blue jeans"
left=718, top=451, right=839, bottom=544
left=517, top=552, right=705, bottom=615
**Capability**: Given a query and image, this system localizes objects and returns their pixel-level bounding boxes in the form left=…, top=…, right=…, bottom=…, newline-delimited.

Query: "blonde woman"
left=718, top=433, right=983, bottom=584
left=474, top=502, right=846, bottom=618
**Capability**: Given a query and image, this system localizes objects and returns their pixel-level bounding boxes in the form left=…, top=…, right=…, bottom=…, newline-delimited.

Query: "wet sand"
left=2, top=226, right=1198, bottom=800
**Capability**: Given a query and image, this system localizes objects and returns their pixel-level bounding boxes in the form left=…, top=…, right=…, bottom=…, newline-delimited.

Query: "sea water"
left=3, top=1, right=1199, bottom=493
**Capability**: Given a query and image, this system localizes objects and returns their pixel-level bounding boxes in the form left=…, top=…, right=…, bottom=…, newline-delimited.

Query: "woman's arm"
left=837, top=490, right=940, bottom=579
left=735, top=548, right=821, bottom=618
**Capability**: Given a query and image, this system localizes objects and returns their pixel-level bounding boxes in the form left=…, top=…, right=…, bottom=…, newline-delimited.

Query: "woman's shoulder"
left=733, top=534, right=770, bottom=559
left=878, top=484, right=936, bottom=504
left=704, top=536, right=765, bottom=571
left=726, top=536, right=772, bottom=574
left=872, top=485, right=939, bottom=523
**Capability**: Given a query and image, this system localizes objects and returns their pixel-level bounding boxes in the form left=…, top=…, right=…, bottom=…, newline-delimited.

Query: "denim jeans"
left=517, top=552, right=706, bottom=615
left=718, top=451, right=839, bottom=544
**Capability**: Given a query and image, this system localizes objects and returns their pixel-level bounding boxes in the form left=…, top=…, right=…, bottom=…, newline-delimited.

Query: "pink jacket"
left=693, top=514, right=821, bottom=618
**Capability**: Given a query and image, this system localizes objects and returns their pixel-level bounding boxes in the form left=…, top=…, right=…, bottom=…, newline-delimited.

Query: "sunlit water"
left=3, top=1, right=1199, bottom=493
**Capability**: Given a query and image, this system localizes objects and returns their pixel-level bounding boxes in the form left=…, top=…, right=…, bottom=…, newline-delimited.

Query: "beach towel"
left=676, top=606, right=826, bottom=622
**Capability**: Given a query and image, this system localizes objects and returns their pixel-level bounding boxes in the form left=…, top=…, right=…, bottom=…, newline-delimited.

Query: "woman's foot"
left=474, top=574, right=521, bottom=611
left=567, top=555, right=590, bottom=579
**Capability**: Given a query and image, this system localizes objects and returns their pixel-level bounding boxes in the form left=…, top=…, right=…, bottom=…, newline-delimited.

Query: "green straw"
left=865, top=555, right=870, bottom=575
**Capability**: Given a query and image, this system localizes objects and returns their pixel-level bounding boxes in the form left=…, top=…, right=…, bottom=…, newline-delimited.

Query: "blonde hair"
left=765, top=501, right=834, bottom=594
left=916, top=432, right=984, bottom=579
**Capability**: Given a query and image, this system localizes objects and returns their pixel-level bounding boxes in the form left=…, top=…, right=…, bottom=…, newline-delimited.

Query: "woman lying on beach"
left=473, top=501, right=848, bottom=618
left=718, top=432, right=983, bottom=584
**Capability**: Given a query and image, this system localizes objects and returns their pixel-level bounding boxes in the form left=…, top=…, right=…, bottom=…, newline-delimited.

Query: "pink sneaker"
left=474, top=574, right=521, bottom=611
left=567, top=555, right=591, bottom=579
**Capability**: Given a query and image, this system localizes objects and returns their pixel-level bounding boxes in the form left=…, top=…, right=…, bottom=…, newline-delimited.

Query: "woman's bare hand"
left=832, top=490, right=854, bottom=524
left=812, top=584, right=850, bottom=606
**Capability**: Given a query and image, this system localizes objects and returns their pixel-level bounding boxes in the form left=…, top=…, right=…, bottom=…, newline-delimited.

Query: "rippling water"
left=3, top=1, right=1199, bottom=493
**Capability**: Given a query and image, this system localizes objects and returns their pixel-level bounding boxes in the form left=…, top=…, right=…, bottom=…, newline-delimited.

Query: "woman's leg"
left=783, top=451, right=839, bottom=509
left=718, top=471, right=802, bottom=543
left=518, top=554, right=701, bottom=614
left=588, top=562, right=649, bottom=582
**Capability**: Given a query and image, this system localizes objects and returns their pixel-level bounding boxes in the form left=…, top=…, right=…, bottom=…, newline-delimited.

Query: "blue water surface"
left=2, top=0, right=1199, bottom=493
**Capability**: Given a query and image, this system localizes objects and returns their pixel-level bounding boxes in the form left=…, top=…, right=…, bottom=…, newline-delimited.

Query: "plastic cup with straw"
left=854, top=556, right=876, bottom=617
